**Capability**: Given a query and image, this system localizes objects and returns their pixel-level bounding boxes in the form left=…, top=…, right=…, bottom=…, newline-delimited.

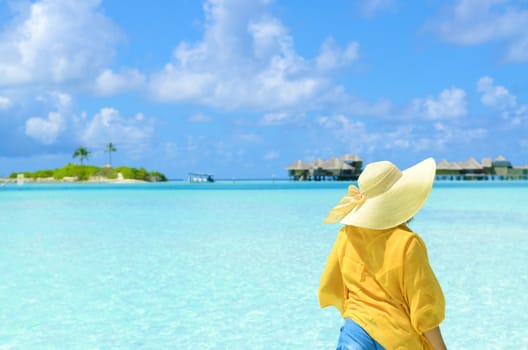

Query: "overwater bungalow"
left=436, top=159, right=464, bottom=180
left=286, top=160, right=312, bottom=181
left=492, top=155, right=511, bottom=177
left=286, top=154, right=363, bottom=181
left=435, top=156, right=528, bottom=180
left=288, top=155, right=527, bottom=182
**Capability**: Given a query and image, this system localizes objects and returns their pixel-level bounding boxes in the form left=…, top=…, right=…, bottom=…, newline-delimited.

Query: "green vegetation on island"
left=9, top=164, right=167, bottom=182
left=7, top=144, right=167, bottom=182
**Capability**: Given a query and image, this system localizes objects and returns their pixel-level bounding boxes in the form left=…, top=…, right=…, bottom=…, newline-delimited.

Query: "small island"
left=2, top=144, right=167, bottom=184
left=5, top=164, right=167, bottom=183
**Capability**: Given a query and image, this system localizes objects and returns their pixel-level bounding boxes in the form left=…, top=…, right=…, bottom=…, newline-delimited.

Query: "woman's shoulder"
left=339, top=224, right=424, bottom=247
left=388, top=224, right=425, bottom=247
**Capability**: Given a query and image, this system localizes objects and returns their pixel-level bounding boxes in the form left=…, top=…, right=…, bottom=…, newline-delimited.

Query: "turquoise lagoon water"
left=0, top=181, right=527, bottom=349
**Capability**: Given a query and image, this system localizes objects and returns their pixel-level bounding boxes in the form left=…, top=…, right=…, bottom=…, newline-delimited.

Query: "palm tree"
left=105, top=142, right=117, bottom=167
left=73, top=146, right=90, bottom=165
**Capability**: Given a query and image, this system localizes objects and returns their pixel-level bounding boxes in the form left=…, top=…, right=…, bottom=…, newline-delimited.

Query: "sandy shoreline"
left=0, top=176, right=147, bottom=184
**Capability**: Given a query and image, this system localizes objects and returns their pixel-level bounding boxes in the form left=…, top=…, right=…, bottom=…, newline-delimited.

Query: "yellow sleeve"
left=403, top=236, right=445, bottom=333
left=318, top=230, right=348, bottom=315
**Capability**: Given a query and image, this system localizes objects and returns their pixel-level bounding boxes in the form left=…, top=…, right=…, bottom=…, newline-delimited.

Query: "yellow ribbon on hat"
left=323, top=185, right=367, bottom=224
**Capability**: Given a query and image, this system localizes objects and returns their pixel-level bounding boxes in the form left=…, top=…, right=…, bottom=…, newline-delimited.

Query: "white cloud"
left=433, top=124, right=488, bottom=150
left=25, top=112, right=65, bottom=144
left=263, top=150, right=279, bottom=160
left=259, top=112, right=302, bottom=125
left=261, top=112, right=288, bottom=125
left=427, top=0, right=528, bottom=61
left=0, top=0, right=121, bottom=86
left=94, top=69, right=145, bottom=96
left=477, top=76, right=528, bottom=124
left=150, top=66, right=215, bottom=102
left=148, top=0, right=358, bottom=110
left=23, top=90, right=72, bottom=144
left=318, top=115, right=353, bottom=129
left=249, top=16, right=289, bottom=59
left=316, top=114, right=381, bottom=153
left=477, top=76, right=516, bottom=108
left=315, top=113, right=486, bottom=154
left=47, top=91, right=72, bottom=110
left=162, top=137, right=205, bottom=163
left=316, top=37, right=360, bottom=72
left=238, top=133, right=261, bottom=143
left=188, top=113, right=211, bottom=123
left=0, top=96, right=12, bottom=109
left=317, top=85, right=393, bottom=117
left=408, top=87, right=467, bottom=120
left=359, top=0, right=396, bottom=17
left=383, top=123, right=487, bottom=153
left=80, top=108, right=153, bottom=155
left=380, top=127, right=430, bottom=152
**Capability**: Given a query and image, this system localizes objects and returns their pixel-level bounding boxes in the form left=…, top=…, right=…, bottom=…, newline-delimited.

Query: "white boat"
left=188, top=173, right=215, bottom=183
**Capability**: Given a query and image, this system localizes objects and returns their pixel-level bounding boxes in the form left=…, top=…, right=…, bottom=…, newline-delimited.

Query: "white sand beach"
left=0, top=176, right=146, bottom=184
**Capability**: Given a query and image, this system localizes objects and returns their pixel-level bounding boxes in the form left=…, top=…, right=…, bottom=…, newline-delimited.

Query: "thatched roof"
left=341, top=154, right=363, bottom=162
left=286, top=160, right=311, bottom=170
left=436, top=159, right=450, bottom=170
left=461, top=157, right=483, bottom=170
left=312, top=158, right=325, bottom=168
left=481, top=158, right=492, bottom=167
left=437, top=159, right=463, bottom=170
left=322, top=157, right=354, bottom=170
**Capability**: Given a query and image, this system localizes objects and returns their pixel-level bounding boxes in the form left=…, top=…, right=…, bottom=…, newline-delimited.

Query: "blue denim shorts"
left=336, top=318, right=385, bottom=350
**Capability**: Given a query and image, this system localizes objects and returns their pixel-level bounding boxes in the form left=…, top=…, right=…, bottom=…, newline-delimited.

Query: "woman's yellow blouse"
left=319, top=224, right=445, bottom=350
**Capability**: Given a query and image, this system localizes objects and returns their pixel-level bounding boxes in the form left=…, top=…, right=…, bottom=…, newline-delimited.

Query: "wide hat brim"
left=340, top=157, right=436, bottom=229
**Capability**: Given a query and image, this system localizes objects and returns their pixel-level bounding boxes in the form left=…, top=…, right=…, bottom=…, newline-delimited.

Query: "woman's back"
left=320, top=224, right=445, bottom=349
left=319, top=158, right=447, bottom=349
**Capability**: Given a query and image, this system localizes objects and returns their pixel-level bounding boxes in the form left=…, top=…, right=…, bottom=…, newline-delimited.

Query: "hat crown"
left=358, top=161, right=402, bottom=198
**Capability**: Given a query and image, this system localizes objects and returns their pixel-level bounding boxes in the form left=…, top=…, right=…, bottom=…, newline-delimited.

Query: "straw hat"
left=324, top=157, right=436, bottom=229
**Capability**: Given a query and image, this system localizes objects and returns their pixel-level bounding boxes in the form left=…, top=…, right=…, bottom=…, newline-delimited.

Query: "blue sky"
left=1, top=0, right=527, bottom=179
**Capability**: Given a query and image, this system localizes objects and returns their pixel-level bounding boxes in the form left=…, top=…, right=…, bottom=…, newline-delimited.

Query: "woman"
left=319, top=158, right=447, bottom=350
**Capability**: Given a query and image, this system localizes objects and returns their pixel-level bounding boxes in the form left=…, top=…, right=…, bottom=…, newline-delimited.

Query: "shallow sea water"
left=0, top=181, right=527, bottom=349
